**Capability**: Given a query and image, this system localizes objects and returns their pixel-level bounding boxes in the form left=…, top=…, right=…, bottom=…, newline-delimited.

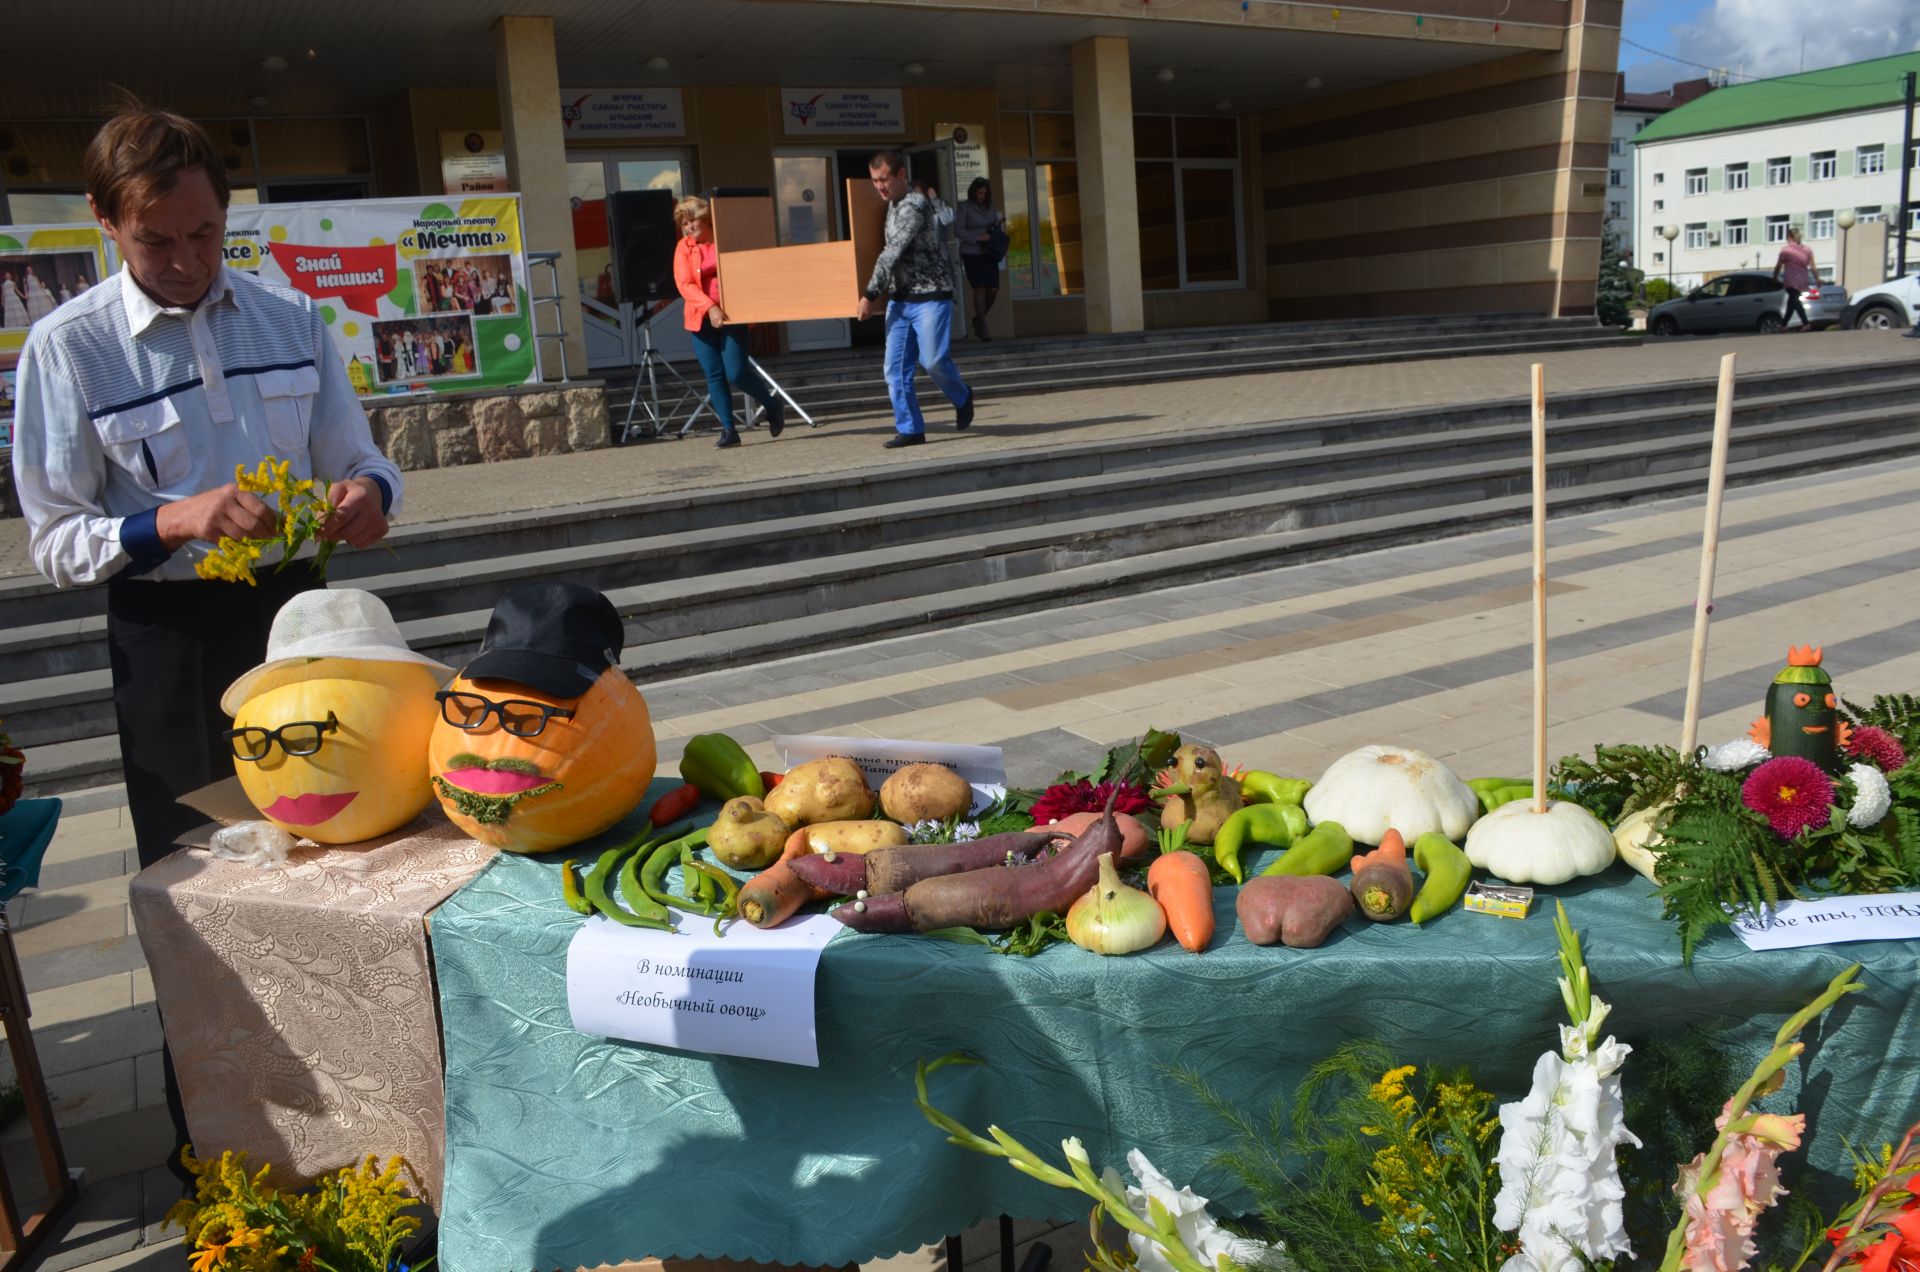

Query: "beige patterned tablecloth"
left=128, top=810, right=495, bottom=1204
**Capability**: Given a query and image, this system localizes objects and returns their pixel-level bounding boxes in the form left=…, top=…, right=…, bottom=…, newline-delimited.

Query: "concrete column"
left=493, top=15, right=588, bottom=380
left=1071, top=36, right=1143, bottom=333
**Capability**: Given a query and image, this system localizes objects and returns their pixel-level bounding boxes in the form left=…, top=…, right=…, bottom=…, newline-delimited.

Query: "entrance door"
left=772, top=151, right=850, bottom=352
left=567, top=151, right=695, bottom=369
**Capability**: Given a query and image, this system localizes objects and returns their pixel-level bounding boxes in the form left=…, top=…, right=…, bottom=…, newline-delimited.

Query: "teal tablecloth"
left=431, top=824, right=1920, bottom=1272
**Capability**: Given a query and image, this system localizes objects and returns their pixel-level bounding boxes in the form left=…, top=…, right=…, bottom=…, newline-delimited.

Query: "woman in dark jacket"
left=953, top=177, right=1005, bottom=341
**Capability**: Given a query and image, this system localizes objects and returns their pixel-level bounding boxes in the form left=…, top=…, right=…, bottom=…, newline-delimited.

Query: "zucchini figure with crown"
left=1748, top=645, right=1851, bottom=772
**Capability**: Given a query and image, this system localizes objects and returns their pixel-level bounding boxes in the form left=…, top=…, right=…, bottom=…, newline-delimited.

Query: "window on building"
left=1608, top=201, right=1624, bottom=217
left=1911, top=207, right=1920, bottom=231
left=1653, top=250, right=1665, bottom=262
left=1857, top=205, right=1883, bottom=223
left=1808, top=210, right=1835, bottom=239
left=1000, top=112, right=1083, bottom=298
left=1810, top=150, right=1837, bottom=181
left=1910, top=142, right=1920, bottom=170
left=1858, top=145, right=1885, bottom=175
left=1724, top=219, right=1749, bottom=246
left=1767, top=157, right=1791, bottom=185
left=1685, top=222, right=1708, bottom=249
left=1816, top=266, right=1835, bottom=283
left=1685, top=168, right=1708, bottom=195
left=1726, top=162, right=1749, bottom=190
left=1765, top=214, right=1791, bottom=243
left=1653, top=198, right=1665, bottom=210
left=1654, top=171, right=1666, bottom=185
left=1609, top=168, right=1623, bottom=187
left=1131, top=114, right=1243, bottom=291
left=1610, top=137, right=1623, bottom=155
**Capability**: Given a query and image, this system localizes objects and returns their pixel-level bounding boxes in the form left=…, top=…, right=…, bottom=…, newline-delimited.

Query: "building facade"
left=1632, top=52, right=1920, bottom=293
left=1605, top=77, right=1704, bottom=256
left=1, top=0, right=1622, bottom=372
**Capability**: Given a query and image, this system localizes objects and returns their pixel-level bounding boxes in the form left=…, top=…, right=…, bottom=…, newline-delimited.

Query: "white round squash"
left=1302, top=745, right=1480, bottom=846
left=1611, top=803, right=1670, bottom=883
left=1464, top=799, right=1616, bottom=885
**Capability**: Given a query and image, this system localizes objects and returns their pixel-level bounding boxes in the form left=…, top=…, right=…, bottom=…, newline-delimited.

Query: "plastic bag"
left=208, top=820, right=297, bottom=868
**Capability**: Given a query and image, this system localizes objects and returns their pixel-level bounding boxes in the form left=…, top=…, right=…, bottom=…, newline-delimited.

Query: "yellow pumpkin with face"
left=230, top=658, right=443, bottom=844
left=427, top=666, right=656, bottom=854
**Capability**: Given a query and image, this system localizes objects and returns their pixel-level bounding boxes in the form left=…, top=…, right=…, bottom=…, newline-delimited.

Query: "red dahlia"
left=1741, top=756, right=1836, bottom=838
left=1028, top=779, right=1149, bottom=825
left=1843, top=725, right=1909, bottom=774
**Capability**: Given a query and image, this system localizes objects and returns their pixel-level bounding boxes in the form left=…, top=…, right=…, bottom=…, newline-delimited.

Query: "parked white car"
left=1840, top=274, right=1920, bottom=330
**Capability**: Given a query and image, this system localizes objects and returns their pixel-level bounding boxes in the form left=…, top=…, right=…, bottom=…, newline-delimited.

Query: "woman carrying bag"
left=954, top=177, right=1006, bottom=341
left=672, top=195, right=785, bottom=448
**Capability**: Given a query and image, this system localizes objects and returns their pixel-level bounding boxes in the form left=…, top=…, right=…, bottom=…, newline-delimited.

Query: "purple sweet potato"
left=1236, top=875, right=1354, bottom=948
left=790, top=830, right=1062, bottom=897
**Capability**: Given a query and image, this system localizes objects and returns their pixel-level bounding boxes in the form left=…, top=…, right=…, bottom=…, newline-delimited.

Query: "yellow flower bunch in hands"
left=195, top=457, right=338, bottom=586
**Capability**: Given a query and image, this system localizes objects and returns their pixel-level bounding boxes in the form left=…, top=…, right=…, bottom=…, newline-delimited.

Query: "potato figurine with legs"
left=1159, top=744, right=1242, bottom=844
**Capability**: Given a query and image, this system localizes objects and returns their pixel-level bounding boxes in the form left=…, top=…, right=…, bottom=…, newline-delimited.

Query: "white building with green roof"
left=1632, top=51, right=1920, bottom=293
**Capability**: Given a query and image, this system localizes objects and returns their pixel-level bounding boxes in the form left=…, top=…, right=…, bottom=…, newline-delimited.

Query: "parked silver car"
left=1647, top=270, right=1848, bottom=335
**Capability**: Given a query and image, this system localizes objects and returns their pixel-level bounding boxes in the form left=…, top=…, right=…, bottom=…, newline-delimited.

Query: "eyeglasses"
left=225, top=712, right=340, bottom=762
left=435, top=690, right=575, bottom=738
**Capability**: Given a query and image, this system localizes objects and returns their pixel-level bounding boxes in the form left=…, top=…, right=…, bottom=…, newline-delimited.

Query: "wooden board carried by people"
left=709, top=179, right=887, bottom=324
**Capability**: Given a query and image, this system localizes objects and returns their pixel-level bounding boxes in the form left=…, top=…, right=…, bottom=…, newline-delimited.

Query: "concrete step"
left=20, top=427, right=1904, bottom=798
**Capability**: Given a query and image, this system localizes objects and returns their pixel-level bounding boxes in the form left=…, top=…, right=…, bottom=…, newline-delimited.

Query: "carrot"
left=1147, top=851, right=1215, bottom=953
left=780, top=827, right=811, bottom=861
left=1349, top=827, right=1407, bottom=874
left=738, top=858, right=828, bottom=928
left=649, top=782, right=701, bottom=828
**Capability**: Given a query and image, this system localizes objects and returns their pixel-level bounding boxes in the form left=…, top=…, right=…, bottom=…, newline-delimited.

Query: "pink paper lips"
left=264, top=791, right=359, bottom=826
left=439, top=766, right=551, bottom=796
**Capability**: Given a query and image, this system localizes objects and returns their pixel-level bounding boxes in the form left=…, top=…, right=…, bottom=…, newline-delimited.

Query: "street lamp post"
left=1661, top=224, right=1681, bottom=298
left=1836, top=208, right=1857, bottom=289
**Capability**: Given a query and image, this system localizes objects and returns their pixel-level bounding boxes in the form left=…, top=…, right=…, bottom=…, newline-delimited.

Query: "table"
left=428, top=816, right=1920, bottom=1272
left=128, top=810, right=495, bottom=1202
left=0, top=798, right=76, bottom=1269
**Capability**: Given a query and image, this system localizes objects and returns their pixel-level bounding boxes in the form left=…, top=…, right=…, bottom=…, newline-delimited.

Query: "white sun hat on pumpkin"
left=221, top=588, right=454, bottom=716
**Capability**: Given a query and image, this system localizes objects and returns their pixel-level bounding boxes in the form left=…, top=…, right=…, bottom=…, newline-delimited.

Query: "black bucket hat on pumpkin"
left=460, top=581, right=624, bottom=700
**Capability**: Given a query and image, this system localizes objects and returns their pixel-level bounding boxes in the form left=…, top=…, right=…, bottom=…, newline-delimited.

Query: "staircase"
left=9, top=356, right=1916, bottom=796
left=602, top=313, right=1635, bottom=421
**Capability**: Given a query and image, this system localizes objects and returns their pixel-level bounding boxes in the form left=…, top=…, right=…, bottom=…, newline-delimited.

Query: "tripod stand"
left=617, top=300, right=701, bottom=443
left=676, top=355, right=820, bottom=438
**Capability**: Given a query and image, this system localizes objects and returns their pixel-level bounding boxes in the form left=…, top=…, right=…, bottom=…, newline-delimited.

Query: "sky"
left=1619, top=0, right=1920, bottom=92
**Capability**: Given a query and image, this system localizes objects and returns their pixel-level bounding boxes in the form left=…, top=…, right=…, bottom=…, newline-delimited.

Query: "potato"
left=797, top=820, right=909, bottom=856
left=764, top=757, right=875, bottom=828
left=881, top=763, right=974, bottom=823
left=709, top=796, right=788, bottom=871
left=1025, top=812, right=1154, bottom=864
left=1236, top=875, right=1353, bottom=948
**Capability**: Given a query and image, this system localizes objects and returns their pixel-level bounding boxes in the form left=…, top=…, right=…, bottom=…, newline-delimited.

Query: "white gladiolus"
left=1847, top=763, right=1892, bottom=827
left=1702, top=739, right=1770, bottom=772
left=1100, top=1151, right=1284, bottom=1272
left=1491, top=993, right=1641, bottom=1271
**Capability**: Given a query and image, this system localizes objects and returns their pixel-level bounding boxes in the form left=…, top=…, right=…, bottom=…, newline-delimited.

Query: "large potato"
left=794, top=820, right=909, bottom=856
left=880, top=763, right=973, bottom=823
left=764, top=757, right=875, bottom=828
left=709, top=796, right=789, bottom=870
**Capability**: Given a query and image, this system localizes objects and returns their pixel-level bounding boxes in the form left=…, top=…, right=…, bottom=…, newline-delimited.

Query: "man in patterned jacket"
left=856, top=149, right=976, bottom=448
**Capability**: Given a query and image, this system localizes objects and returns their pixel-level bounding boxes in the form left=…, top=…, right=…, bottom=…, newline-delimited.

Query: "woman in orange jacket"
left=673, top=196, right=785, bottom=447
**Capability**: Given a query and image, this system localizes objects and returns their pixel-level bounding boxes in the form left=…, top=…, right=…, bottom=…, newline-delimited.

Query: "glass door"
left=568, top=150, right=694, bottom=367
left=773, top=150, right=850, bottom=352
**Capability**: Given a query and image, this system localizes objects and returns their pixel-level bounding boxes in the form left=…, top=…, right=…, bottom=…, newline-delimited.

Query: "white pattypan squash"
left=1464, top=798, right=1616, bottom=885
left=1303, top=744, right=1480, bottom=846
left=1611, top=803, right=1670, bottom=883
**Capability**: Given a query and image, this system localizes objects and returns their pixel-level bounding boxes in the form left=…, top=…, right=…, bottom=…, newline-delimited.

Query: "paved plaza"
left=5, top=332, right=1920, bottom=1269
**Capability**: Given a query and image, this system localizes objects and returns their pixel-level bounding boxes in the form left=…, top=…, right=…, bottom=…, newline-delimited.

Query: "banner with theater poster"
left=223, top=195, right=538, bottom=398
left=0, top=223, right=117, bottom=433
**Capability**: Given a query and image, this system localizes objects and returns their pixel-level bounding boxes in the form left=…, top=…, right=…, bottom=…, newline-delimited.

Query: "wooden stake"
left=1531, top=363, right=1548, bottom=814
left=1679, top=352, right=1737, bottom=756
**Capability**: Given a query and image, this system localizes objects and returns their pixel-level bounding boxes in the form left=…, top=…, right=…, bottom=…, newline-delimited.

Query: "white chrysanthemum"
left=1492, top=994, right=1641, bottom=1271
left=1847, top=763, right=1892, bottom=828
left=1100, top=1151, right=1284, bottom=1272
left=1702, top=739, right=1770, bottom=772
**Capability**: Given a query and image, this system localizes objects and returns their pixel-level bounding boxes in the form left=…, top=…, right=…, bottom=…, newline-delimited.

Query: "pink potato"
left=1236, top=875, right=1353, bottom=948
left=1026, top=811, right=1153, bottom=863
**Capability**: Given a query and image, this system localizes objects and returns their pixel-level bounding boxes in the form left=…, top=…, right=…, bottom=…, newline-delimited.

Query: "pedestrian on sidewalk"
left=858, top=149, right=975, bottom=449
left=9, top=102, right=401, bottom=1180
left=672, top=195, right=784, bottom=448
left=1772, top=226, right=1816, bottom=332
left=955, top=177, right=1005, bottom=342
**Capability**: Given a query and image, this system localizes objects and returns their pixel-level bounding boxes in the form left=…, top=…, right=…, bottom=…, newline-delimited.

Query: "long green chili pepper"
left=1410, top=832, right=1473, bottom=926
left=684, top=860, right=742, bottom=935
left=640, top=836, right=685, bottom=908
left=583, top=845, right=669, bottom=929
left=618, top=849, right=676, bottom=930
left=560, top=859, right=593, bottom=915
left=683, top=845, right=717, bottom=906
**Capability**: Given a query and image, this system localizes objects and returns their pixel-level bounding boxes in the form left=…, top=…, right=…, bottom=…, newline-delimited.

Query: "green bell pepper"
left=1467, top=777, right=1533, bottom=816
left=1213, top=803, right=1310, bottom=883
left=679, top=733, right=766, bottom=802
left=1258, top=820, right=1353, bottom=878
left=1238, top=770, right=1312, bottom=807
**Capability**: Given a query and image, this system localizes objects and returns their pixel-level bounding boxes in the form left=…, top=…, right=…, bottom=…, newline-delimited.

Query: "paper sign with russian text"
left=1730, top=891, right=1920, bottom=950
left=566, top=910, right=839, bottom=1066
left=781, top=88, right=905, bottom=134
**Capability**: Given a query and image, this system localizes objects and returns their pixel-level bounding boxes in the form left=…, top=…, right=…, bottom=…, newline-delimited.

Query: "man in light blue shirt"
left=11, top=106, right=400, bottom=857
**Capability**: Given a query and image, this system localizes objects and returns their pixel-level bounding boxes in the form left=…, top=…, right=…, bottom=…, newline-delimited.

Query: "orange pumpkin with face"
left=230, top=659, right=443, bottom=844
left=427, top=666, right=657, bottom=854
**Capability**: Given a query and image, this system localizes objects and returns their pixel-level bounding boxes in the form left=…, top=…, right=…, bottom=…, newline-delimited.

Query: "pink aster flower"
left=1028, top=779, right=1148, bottom=825
left=1843, top=726, right=1909, bottom=774
left=1676, top=1100, right=1805, bottom=1272
left=1741, top=757, right=1836, bottom=838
